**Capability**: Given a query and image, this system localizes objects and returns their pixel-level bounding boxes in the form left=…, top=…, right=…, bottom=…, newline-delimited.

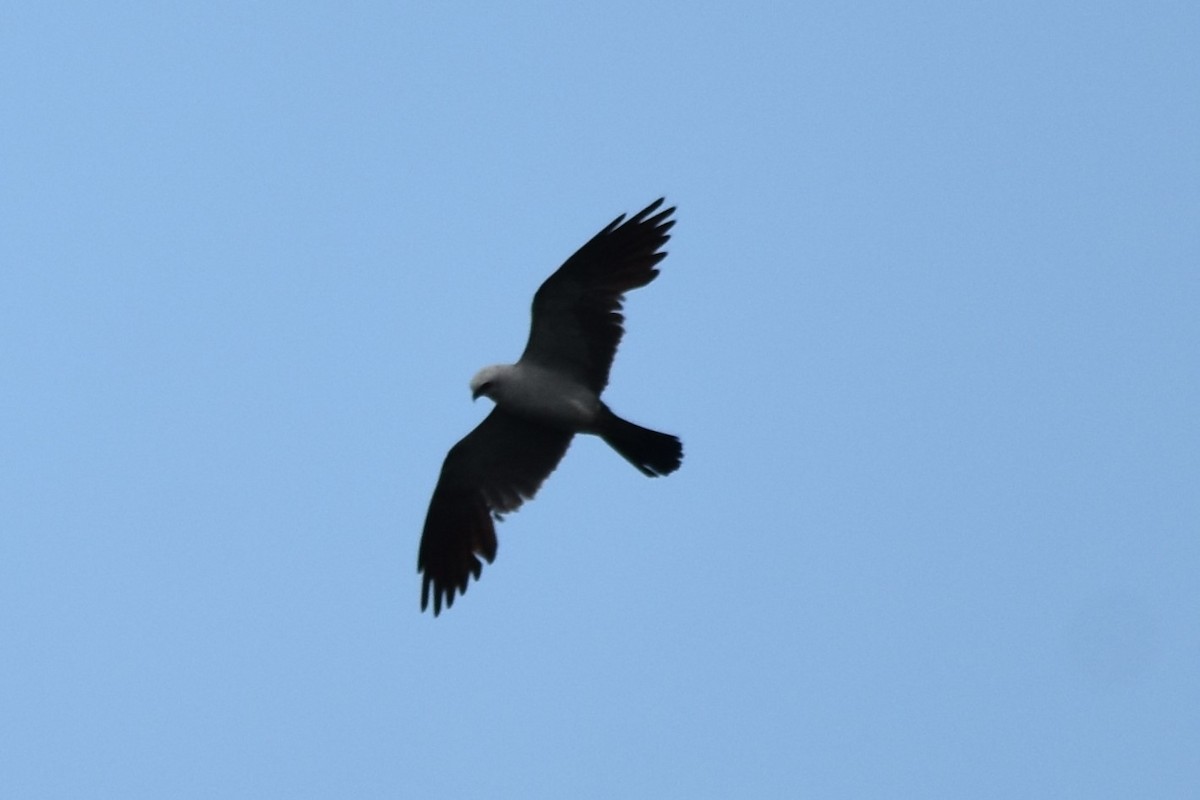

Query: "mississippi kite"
left=418, top=199, right=683, bottom=615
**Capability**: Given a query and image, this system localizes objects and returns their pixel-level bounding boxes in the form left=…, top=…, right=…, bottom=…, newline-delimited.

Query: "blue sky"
left=3, top=2, right=1197, bottom=797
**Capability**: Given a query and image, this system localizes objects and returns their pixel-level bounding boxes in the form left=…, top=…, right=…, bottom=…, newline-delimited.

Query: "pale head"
left=469, top=364, right=513, bottom=400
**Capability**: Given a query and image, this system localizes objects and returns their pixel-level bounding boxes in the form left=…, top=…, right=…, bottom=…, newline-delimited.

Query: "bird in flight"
left=418, top=198, right=683, bottom=615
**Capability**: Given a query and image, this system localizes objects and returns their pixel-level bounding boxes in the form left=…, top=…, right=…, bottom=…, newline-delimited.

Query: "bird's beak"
left=471, top=388, right=482, bottom=401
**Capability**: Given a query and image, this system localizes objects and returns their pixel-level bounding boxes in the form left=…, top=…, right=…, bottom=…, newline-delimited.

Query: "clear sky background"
left=3, top=2, right=1197, bottom=797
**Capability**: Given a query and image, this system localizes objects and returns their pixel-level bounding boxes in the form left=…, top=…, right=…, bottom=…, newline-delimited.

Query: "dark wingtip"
left=419, top=546, right=492, bottom=617
left=602, top=212, right=628, bottom=234
left=640, top=197, right=665, bottom=215
left=420, top=581, right=456, bottom=617
left=635, top=198, right=676, bottom=238
left=420, top=575, right=443, bottom=616
left=632, top=197, right=672, bottom=222
left=419, top=569, right=466, bottom=617
left=588, top=198, right=675, bottom=253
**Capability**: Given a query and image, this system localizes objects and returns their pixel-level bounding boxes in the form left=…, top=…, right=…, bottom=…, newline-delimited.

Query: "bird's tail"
left=598, top=406, right=683, bottom=477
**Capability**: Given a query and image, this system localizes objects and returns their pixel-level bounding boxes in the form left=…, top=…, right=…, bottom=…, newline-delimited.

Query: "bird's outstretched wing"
left=418, top=408, right=574, bottom=615
left=520, top=199, right=675, bottom=394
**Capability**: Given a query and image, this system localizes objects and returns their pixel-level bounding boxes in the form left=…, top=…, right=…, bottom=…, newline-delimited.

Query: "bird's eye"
left=479, top=382, right=492, bottom=393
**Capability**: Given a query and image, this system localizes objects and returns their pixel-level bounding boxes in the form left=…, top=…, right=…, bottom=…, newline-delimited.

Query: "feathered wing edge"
left=521, top=199, right=676, bottom=393
left=418, top=409, right=574, bottom=615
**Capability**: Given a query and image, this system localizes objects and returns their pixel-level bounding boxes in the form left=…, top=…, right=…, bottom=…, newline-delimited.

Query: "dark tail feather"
left=599, top=407, right=683, bottom=477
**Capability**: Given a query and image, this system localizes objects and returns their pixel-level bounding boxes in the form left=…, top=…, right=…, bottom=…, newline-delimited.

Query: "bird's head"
left=469, top=364, right=509, bottom=401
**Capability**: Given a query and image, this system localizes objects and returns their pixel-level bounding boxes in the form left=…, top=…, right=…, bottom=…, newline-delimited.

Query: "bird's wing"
left=519, top=198, right=675, bottom=394
left=418, top=407, right=574, bottom=615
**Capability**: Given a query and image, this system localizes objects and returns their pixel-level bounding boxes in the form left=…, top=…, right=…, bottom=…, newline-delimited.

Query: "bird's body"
left=470, top=363, right=600, bottom=431
left=418, top=199, right=682, bottom=615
